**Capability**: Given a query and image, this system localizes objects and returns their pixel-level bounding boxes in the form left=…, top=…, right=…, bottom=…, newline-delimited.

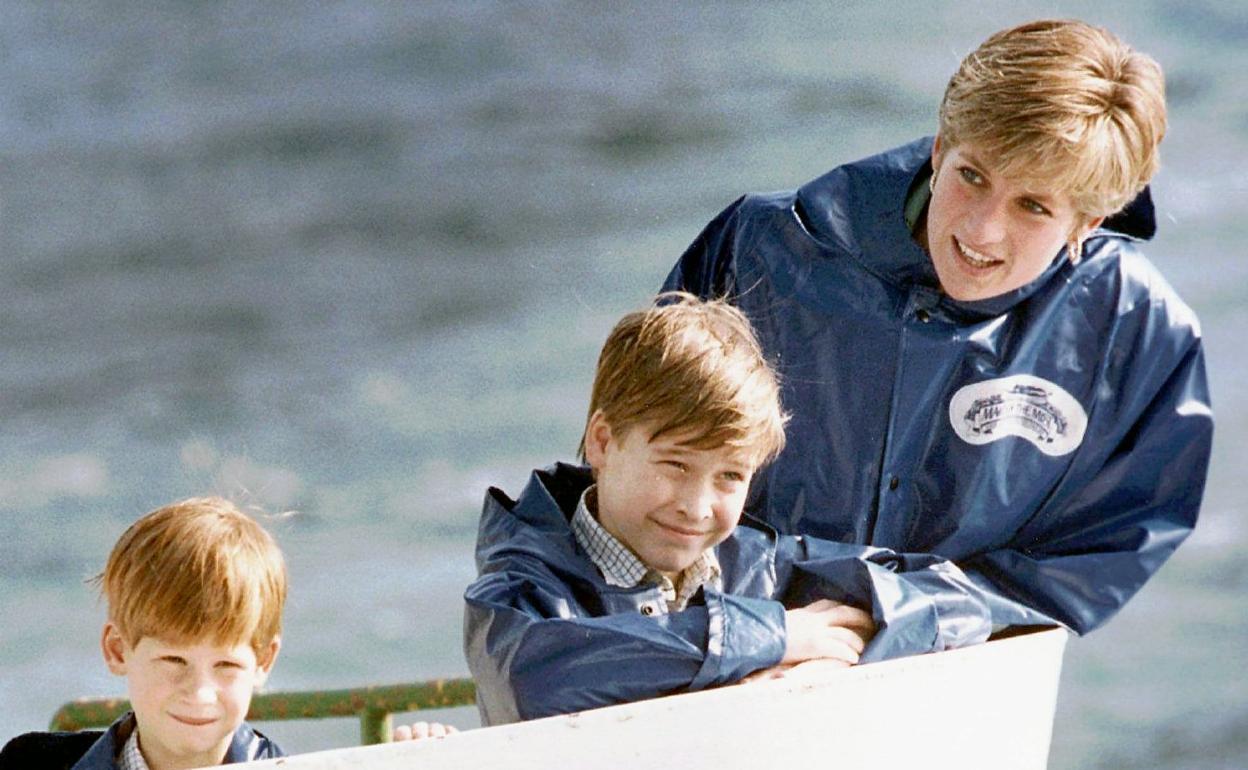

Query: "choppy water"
left=2, top=2, right=1245, bottom=767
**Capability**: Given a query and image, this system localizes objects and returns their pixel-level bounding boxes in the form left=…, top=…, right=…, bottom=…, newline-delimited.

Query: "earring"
left=1068, top=239, right=1083, bottom=264
left=929, top=171, right=937, bottom=193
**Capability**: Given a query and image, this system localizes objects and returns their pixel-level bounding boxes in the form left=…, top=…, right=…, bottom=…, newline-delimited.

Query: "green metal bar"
left=50, top=678, right=476, bottom=745
left=360, top=707, right=391, bottom=746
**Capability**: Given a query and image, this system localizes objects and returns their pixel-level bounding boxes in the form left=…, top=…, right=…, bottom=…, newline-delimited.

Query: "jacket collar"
left=794, top=136, right=1157, bottom=320
left=69, top=712, right=268, bottom=769
left=477, top=463, right=604, bottom=586
left=71, top=713, right=132, bottom=770
left=477, top=463, right=774, bottom=590
left=223, top=721, right=266, bottom=764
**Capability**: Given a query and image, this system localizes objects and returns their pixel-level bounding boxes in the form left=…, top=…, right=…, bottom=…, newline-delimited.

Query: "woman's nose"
left=964, top=195, right=1008, bottom=244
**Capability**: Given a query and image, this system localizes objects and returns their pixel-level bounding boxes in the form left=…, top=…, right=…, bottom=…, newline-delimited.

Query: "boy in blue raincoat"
left=465, top=293, right=986, bottom=725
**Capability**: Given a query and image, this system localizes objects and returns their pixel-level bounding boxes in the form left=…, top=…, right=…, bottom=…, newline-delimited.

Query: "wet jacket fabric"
left=0, top=712, right=283, bottom=770
left=663, top=137, right=1213, bottom=639
left=464, top=462, right=987, bottom=725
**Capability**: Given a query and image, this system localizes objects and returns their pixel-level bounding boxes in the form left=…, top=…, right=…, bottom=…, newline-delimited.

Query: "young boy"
left=465, top=293, right=984, bottom=725
left=1, top=498, right=287, bottom=770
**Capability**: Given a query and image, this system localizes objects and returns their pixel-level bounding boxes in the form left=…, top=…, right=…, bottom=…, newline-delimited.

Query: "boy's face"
left=101, top=623, right=279, bottom=770
left=584, top=412, right=756, bottom=580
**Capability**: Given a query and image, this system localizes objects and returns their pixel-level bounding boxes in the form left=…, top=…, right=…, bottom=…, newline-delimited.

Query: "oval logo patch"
left=948, top=374, right=1087, bottom=457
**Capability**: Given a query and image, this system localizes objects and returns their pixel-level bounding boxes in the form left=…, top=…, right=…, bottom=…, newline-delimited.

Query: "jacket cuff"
left=860, top=561, right=991, bottom=662
left=690, top=592, right=786, bottom=689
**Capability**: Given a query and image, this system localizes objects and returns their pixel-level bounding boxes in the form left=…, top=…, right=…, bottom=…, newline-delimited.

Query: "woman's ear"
left=1067, top=215, right=1107, bottom=263
left=930, top=133, right=944, bottom=172
left=100, top=622, right=128, bottom=676
left=1078, top=215, right=1106, bottom=240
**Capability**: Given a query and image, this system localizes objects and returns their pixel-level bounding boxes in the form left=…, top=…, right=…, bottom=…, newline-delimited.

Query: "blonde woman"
left=665, top=19, right=1212, bottom=655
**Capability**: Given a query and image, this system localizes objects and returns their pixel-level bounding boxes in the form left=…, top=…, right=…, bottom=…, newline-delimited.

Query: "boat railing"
left=48, top=678, right=477, bottom=745
left=48, top=627, right=1069, bottom=768
left=234, top=627, right=1070, bottom=770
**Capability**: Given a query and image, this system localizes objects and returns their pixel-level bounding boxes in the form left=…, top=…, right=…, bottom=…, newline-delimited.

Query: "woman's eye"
left=958, top=167, right=983, bottom=185
left=1020, top=199, right=1050, bottom=216
left=662, top=461, right=687, bottom=472
left=721, top=471, right=745, bottom=483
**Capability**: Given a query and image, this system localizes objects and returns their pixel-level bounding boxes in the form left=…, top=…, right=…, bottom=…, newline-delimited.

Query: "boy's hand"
left=740, top=657, right=859, bottom=685
left=739, top=662, right=796, bottom=683
left=392, top=721, right=458, bottom=742
left=781, top=598, right=876, bottom=666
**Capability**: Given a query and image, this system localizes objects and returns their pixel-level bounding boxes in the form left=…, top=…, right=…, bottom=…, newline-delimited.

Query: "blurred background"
left=1, top=2, right=1244, bottom=767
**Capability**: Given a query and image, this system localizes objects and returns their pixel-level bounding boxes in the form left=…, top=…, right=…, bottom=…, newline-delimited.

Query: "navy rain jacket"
left=464, top=463, right=988, bottom=725
left=663, top=137, right=1213, bottom=639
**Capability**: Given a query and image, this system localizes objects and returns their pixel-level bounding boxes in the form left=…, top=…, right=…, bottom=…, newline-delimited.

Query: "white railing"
left=231, top=628, right=1068, bottom=770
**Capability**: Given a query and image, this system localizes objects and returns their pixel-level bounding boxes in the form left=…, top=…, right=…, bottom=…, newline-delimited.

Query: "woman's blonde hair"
left=99, top=497, right=287, bottom=659
left=938, top=18, right=1166, bottom=219
left=579, top=292, right=787, bottom=467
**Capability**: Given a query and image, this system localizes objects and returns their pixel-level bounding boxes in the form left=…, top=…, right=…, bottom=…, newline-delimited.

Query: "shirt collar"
left=118, top=727, right=150, bottom=770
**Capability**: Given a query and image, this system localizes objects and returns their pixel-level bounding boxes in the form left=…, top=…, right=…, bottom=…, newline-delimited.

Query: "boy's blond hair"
left=100, top=497, right=286, bottom=659
left=938, top=18, right=1166, bottom=219
left=579, top=292, right=787, bottom=466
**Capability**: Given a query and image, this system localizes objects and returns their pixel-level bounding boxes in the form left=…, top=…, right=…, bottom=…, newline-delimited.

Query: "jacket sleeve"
left=959, top=336, right=1212, bottom=635
left=464, top=553, right=786, bottom=725
left=773, top=536, right=992, bottom=663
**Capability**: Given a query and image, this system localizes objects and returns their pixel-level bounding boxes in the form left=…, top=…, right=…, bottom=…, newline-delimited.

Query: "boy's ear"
left=254, top=636, right=282, bottom=687
left=100, top=622, right=128, bottom=676
left=583, top=410, right=613, bottom=469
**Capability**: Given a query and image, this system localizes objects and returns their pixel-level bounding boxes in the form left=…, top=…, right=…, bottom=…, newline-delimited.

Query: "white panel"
left=226, top=628, right=1067, bottom=770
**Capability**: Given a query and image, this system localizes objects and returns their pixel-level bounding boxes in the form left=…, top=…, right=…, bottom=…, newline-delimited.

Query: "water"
left=1, top=2, right=1245, bottom=767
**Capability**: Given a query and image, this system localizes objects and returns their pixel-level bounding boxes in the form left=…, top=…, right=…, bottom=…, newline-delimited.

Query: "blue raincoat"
left=662, top=137, right=1213, bottom=638
left=0, top=712, right=282, bottom=769
left=465, top=463, right=989, bottom=725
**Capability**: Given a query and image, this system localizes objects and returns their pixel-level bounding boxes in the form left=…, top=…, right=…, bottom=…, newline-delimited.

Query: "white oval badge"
left=948, top=374, right=1087, bottom=457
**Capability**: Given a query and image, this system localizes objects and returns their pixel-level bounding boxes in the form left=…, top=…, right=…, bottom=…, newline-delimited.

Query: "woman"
left=664, top=19, right=1212, bottom=658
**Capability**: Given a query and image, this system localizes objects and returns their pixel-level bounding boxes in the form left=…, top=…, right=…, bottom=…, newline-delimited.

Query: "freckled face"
left=102, top=624, right=278, bottom=770
left=583, top=412, right=755, bottom=581
left=924, top=138, right=1098, bottom=301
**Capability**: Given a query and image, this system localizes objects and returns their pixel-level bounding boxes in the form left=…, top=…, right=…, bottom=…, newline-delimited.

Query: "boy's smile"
left=102, top=624, right=278, bottom=770
left=583, top=412, right=755, bottom=582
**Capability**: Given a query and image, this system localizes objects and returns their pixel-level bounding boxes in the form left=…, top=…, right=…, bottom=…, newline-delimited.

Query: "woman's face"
left=924, top=137, right=1101, bottom=302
